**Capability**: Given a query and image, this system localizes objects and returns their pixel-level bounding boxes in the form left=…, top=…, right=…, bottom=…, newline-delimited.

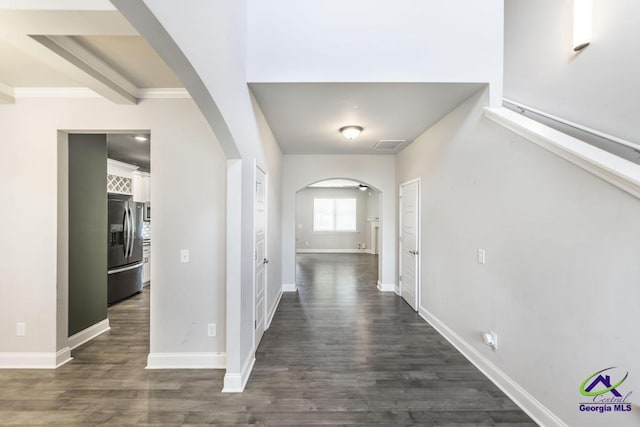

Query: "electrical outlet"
left=477, top=249, right=486, bottom=265
left=483, top=331, right=498, bottom=350
left=16, top=322, right=26, bottom=337
left=207, top=323, right=216, bottom=337
left=180, top=249, right=190, bottom=263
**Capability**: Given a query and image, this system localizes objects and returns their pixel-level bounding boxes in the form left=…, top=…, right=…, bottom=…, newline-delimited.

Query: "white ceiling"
left=0, top=7, right=183, bottom=103
left=75, top=36, right=182, bottom=88
left=249, top=82, right=485, bottom=155
left=0, top=5, right=486, bottom=158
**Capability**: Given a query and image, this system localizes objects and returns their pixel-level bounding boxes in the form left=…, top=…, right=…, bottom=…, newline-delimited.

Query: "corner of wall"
left=222, top=351, right=255, bottom=393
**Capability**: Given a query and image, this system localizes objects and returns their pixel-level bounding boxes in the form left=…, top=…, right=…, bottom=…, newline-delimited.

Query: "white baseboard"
left=377, top=280, right=395, bottom=292
left=282, top=283, right=297, bottom=292
left=56, top=347, right=73, bottom=367
left=266, top=288, right=283, bottom=330
left=146, top=352, right=226, bottom=369
left=296, top=249, right=370, bottom=254
left=68, top=318, right=110, bottom=350
left=418, top=306, right=566, bottom=427
left=222, top=350, right=256, bottom=393
left=0, top=347, right=73, bottom=369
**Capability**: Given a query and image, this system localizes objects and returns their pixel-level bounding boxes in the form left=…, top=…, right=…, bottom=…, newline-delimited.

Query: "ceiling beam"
left=32, top=35, right=138, bottom=104
left=0, top=82, right=15, bottom=104
left=5, top=35, right=137, bottom=104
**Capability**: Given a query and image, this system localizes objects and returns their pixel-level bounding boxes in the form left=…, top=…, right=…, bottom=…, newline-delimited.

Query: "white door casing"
left=399, top=179, right=420, bottom=311
left=254, top=166, right=267, bottom=348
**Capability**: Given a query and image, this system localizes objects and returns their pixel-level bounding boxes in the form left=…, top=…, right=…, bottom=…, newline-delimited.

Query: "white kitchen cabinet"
left=143, top=244, right=151, bottom=285
left=144, top=175, right=151, bottom=202
left=133, top=171, right=151, bottom=203
left=107, top=159, right=138, bottom=195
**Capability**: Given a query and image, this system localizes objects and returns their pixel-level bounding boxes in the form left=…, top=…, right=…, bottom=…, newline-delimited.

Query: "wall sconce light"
left=573, top=0, right=592, bottom=52
left=340, top=126, right=363, bottom=140
left=358, top=184, right=368, bottom=191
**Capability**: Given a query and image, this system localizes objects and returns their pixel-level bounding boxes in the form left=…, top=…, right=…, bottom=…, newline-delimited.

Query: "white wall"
left=282, top=155, right=395, bottom=288
left=247, top=0, right=504, bottom=105
left=0, top=97, right=227, bottom=365
left=250, top=93, right=283, bottom=336
left=296, top=187, right=370, bottom=252
left=504, top=0, right=640, bottom=144
left=365, top=191, right=380, bottom=253
left=396, top=88, right=640, bottom=426
left=123, top=1, right=284, bottom=387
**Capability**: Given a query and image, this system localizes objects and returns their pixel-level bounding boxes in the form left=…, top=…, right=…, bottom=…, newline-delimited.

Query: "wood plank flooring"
left=0, top=254, right=534, bottom=426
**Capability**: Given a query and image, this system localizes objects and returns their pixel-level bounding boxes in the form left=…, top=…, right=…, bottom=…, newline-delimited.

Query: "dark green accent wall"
left=68, top=134, right=107, bottom=336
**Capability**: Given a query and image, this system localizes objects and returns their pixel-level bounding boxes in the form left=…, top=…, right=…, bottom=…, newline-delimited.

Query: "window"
left=313, top=198, right=357, bottom=232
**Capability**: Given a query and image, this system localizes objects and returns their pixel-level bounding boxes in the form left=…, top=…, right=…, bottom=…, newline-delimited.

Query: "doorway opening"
left=62, top=131, right=151, bottom=361
left=294, top=179, right=381, bottom=292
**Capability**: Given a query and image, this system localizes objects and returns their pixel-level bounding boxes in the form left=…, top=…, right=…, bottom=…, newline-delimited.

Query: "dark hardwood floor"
left=0, top=254, right=534, bottom=426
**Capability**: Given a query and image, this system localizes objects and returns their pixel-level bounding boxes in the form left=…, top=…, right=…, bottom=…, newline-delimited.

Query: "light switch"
left=180, top=249, right=190, bottom=263
left=478, top=249, right=486, bottom=265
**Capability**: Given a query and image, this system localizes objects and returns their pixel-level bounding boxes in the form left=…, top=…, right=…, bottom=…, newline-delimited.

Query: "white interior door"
left=254, top=166, right=267, bottom=348
left=400, top=180, right=420, bottom=311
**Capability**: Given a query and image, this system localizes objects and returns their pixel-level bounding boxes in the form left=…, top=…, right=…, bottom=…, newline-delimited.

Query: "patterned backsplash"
left=142, top=221, right=151, bottom=240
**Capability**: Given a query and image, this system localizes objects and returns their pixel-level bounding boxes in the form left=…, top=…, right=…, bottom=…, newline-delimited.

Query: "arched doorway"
left=294, top=179, right=381, bottom=291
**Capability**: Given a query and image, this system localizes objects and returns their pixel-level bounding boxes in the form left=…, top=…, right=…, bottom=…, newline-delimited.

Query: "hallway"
left=252, top=253, right=534, bottom=425
left=0, top=255, right=533, bottom=425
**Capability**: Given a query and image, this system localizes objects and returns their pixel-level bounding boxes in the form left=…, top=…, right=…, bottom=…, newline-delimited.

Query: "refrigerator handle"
left=127, top=205, right=133, bottom=258
left=123, top=205, right=130, bottom=258
left=130, top=205, right=136, bottom=253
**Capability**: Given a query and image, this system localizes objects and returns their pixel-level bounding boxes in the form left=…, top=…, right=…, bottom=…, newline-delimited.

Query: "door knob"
left=409, top=250, right=418, bottom=255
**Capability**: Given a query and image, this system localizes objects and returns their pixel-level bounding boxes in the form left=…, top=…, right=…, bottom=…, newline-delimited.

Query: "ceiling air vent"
left=374, top=139, right=407, bottom=151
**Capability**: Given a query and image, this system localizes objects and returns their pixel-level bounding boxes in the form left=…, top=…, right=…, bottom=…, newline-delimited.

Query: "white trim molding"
left=485, top=107, right=640, bottom=200
left=56, top=347, right=73, bottom=367
left=283, top=283, right=298, bottom=292
left=266, top=288, right=283, bottom=330
left=296, top=249, right=370, bottom=254
left=222, top=351, right=256, bottom=393
left=377, top=280, right=395, bottom=292
left=14, top=87, right=101, bottom=98
left=68, top=318, right=110, bottom=350
left=136, top=88, right=190, bottom=99
left=0, top=348, right=73, bottom=369
left=419, top=307, right=567, bottom=427
left=146, top=352, right=226, bottom=369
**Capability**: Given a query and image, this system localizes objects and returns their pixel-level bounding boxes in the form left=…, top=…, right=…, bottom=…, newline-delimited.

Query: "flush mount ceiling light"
left=339, top=125, right=363, bottom=140
left=134, top=135, right=148, bottom=142
left=358, top=184, right=369, bottom=191
left=573, top=0, right=592, bottom=52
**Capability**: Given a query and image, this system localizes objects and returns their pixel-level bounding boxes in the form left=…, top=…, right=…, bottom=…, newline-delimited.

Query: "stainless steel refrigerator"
left=108, top=195, right=144, bottom=305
